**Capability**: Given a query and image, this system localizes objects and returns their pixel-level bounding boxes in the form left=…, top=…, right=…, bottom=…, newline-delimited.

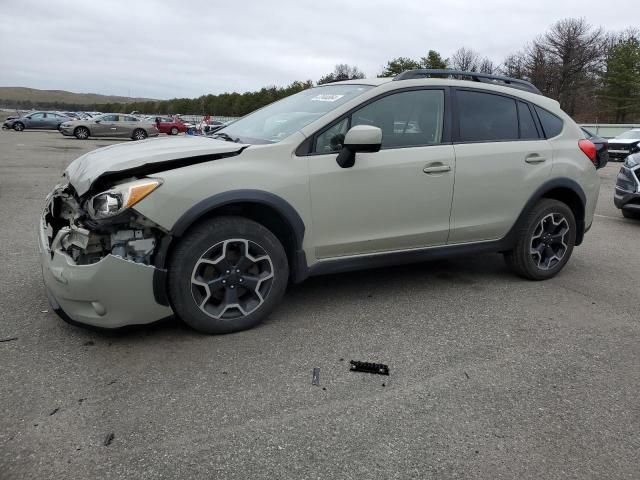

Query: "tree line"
left=2, top=18, right=638, bottom=122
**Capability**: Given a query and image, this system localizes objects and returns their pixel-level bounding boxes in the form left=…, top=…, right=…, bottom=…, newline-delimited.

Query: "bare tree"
left=536, top=18, right=605, bottom=114
left=500, top=53, right=527, bottom=78
left=318, top=64, right=365, bottom=84
left=478, top=58, right=496, bottom=74
left=450, top=47, right=480, bottom=72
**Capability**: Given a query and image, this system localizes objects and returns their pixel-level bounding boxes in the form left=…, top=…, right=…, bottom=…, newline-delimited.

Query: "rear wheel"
left=504, top=199, right=576, bottom=280
left=132, top=128, right=147, bottom=140
left=13, top=122, right=24, bottom=132
left=621, top=209, right=640, bottom=220
left=74, top=126, right=89, bottom=139
left=170, top=127, right=178, bottom=135
left=168, top=216, right=289, bottom=334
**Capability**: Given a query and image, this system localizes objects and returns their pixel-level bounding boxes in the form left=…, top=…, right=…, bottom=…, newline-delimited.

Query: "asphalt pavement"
left=0, top=130, right=638, bottom=479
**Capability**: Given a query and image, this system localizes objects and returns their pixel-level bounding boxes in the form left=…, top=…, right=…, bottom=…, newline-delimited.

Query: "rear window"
left=518, top=102, right=540, bottom=139
left=534, top=106, right=563, bottom=138
left=457, top=90, right=518, bottom=142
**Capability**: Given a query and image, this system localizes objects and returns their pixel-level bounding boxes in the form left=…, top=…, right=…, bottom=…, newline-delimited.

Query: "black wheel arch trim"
left=502, top=177, right=587, bottom=247
left=152, top=189, right=307, bottom=306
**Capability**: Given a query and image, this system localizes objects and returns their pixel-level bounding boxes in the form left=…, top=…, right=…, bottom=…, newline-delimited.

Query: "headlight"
left=624, top=155, right=639, bottom=169
left=86, top=178, right=162, bottom=220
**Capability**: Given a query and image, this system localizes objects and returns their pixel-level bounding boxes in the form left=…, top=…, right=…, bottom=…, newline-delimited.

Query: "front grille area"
left=616, top=167, right=638, bottom=193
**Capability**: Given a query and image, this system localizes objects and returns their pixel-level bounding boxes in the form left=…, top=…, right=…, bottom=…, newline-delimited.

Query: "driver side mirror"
left=336, top=125, right=382, bottom=168
left=94, top=119, right=101, bottom=123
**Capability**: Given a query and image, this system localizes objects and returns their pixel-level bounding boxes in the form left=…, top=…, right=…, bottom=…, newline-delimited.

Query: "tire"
left=504, top=199, right=576, bottom=280
left=168, top=216, right=289, bottom=334
left=13, top=122, right=24, bottom=132
left=170, top=127, right=178, bottom=135
left=74, top=126, right=89, bottom=139
left=621, top=209, right=640, bottom=220
left=132, top=128, right=147, bottom=140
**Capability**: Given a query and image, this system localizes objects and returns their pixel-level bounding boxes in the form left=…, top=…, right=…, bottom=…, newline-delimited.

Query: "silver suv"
left=39, top=70, right=600, bottom=334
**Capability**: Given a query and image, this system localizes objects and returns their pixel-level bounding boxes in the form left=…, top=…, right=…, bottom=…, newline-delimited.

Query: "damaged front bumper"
left=38, top=187, right=173, bottom=328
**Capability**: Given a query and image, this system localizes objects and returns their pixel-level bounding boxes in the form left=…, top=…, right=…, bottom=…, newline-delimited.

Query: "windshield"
left=615, top=130, right=640, bottom=139
left=218, top=84, right=373, bottom=143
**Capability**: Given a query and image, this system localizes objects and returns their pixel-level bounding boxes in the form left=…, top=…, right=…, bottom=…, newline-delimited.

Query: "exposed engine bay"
left=43, top=184, right=165, bottom=266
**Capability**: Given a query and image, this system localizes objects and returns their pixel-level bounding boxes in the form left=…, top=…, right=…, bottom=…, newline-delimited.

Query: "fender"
left=152, top=190, right=307, bottom=305
left=500, top=177, right=587, bottom=249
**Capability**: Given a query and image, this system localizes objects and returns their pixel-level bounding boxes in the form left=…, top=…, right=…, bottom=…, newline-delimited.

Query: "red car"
left=155, top=116, right=188, bottom=135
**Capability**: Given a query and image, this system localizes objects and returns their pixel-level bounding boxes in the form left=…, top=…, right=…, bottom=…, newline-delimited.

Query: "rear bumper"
left=38, top=217, right=173, bottom=328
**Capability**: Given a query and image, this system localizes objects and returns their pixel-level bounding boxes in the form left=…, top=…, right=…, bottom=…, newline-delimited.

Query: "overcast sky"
left=0, top=0, right=637, bottom=99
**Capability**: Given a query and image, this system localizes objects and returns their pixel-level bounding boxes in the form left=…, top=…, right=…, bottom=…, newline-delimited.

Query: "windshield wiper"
left=212, top=132, right=240, bottom=143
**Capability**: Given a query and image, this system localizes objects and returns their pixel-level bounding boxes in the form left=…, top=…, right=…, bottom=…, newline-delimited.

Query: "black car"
left=607, top=129, right=640, bottom=162
left=614, top=153, right=640, bottom=219
left=581, top=127, right=608, bottom=169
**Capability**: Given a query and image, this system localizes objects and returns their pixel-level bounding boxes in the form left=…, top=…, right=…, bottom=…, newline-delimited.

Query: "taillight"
left=578, top=139, right=597, bottom=165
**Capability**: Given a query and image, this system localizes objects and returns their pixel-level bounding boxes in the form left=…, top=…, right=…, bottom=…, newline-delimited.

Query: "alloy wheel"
left=529, top=213, right=570, bottom=270
left=190, top=238, right=275, bottom=320
left=134, top=129, right=147, bottom=140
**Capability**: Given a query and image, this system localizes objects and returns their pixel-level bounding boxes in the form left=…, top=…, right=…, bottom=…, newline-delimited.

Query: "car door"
left=27, top=112, right=45, bottom=129
left=43, top=113, right=60, bottom=129
left=304, top=88, right=456, bottom=259
left=448, top=89, right=553, bottom=243
left=94, top=114, right=118, bottom=137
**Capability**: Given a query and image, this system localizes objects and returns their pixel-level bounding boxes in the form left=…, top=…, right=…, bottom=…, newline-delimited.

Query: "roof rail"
left=393, top=69, right=541, bottom=95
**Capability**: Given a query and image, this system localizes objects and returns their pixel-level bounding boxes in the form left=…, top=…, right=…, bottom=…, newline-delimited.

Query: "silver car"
left=59, top=114, right=159, bottom=140
left=3, top=111, right=71, bottom=131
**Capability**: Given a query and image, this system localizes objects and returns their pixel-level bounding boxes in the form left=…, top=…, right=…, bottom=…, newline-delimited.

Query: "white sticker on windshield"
left=310, top=94, right=345, bottom=102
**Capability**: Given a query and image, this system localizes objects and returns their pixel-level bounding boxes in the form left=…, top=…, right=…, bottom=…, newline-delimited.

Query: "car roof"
left=326, top=76, right=561, bottom=112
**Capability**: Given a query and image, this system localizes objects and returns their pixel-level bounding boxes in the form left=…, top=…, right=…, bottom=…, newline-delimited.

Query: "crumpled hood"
left=65, top=136, right=248, bottom=196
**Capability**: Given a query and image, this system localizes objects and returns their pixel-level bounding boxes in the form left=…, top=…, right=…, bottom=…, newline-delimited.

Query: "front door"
left=304, top=88, right=455, bottom=259
left=93, top=114, right=118, bottom=137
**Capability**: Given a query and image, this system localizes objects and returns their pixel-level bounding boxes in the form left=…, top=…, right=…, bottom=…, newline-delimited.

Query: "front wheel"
left=168, top=216, right=289, bottom=334
left=170, top=127, right=178, bottom=135
left=132, top=128, right=147, bottom=140
left=74, top=126, right=89, bottom=139
left=504, top=199, right=576, bottom=280
left=13, top=122, right=24, bottom=132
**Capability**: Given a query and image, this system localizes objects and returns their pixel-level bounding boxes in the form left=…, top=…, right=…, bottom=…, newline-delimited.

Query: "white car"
left=40, top=69, right=600, bottom=334
left=607, top=128, right=640, bottom=162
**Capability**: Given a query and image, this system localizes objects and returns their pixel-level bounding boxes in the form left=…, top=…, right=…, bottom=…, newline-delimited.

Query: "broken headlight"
left=86, top=178, right=162, bottom=220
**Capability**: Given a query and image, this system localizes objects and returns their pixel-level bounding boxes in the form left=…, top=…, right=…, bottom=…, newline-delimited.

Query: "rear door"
left=448, top=89, right=553, bottom=243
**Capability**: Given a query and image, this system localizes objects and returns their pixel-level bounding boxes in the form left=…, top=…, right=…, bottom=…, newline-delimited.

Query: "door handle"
left=525, top=154, right=547, bottom=164
left=423, top=164, right=451, bottom=174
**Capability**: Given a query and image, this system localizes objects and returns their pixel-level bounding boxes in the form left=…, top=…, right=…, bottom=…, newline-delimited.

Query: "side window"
left=124, top=116, right=138, bottom=122
left=101, top=114, right=117, bottom=122
left=534, top=106, right=563, bottom=138
left=351, top=89, right=444, bottom=148
left=31, top=113, right=45, bottom=119
left=518, top=102, right=539, bottom=139
left=457, top=90, right=518, bottom=142
left=314, top=117, right=349, bottom=153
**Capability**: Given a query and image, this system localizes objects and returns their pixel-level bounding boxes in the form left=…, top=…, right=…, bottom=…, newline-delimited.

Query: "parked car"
left=40, top=69, right=600, bottom=334
left=3, top=111, right=71, bottom=131
left=607, top=128, right=640, bottom=162
left=614, top=153, right=640, bottom=219
left=581, top=127, right=608, bottom=169
left=59, top=113, right=159, bottom=140
left=155, top=116, right=188, bottom=135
